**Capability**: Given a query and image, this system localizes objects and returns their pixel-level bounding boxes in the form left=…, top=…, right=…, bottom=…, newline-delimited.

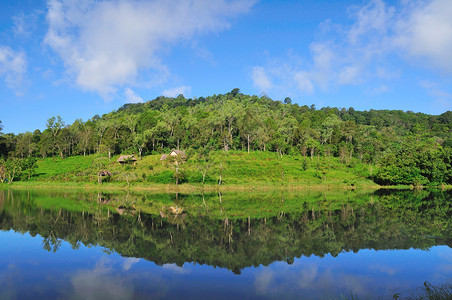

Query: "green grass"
left=13, top=151, right=379, bottom=189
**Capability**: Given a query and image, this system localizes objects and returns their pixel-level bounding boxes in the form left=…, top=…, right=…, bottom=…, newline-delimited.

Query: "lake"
left=0, top=189, right=451, bottom=299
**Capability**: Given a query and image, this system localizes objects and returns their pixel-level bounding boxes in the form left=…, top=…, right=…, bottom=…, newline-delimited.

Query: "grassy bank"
left=5, top=151, right=383, bottom=190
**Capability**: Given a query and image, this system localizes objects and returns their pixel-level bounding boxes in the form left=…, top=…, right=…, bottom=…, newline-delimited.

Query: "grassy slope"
left=15, top=151, right=377, bottom=190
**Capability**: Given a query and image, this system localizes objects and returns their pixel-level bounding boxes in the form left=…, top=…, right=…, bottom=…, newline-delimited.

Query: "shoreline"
left=2, top=181, right=450, bottom=193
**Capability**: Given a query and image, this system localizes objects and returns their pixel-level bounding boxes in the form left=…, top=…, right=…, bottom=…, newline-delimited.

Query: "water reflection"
left=0, top=189, right=451, bottom=298
left=68, top=257, right=134, bottom=300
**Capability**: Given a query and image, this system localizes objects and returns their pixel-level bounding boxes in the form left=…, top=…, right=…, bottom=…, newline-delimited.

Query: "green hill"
left=1, top=89, right=451, bottom=187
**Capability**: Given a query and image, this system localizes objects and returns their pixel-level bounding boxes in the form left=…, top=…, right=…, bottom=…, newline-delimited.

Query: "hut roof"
left=170, top=149, right=187, bottom=158
left=160, top=154, right=168, bottom=161
left=117, top=155, right=137, bottom=163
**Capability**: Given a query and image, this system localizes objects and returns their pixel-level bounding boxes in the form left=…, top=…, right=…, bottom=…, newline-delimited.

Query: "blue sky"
left=1, top=0, right=452, bottom=134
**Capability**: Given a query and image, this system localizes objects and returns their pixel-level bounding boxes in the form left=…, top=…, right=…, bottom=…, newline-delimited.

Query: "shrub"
left=147, top=171, right=174, bottom=184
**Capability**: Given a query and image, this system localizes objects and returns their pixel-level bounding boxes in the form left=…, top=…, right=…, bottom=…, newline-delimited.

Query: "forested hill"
left=1, top=89, right=452, bottom=185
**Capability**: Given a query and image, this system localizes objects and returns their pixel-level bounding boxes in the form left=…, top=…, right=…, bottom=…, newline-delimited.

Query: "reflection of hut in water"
left=116, top=205, right=136, bottom=216
left=97, top=191, right=112, bottom=204
left=117, top=155, right=137, bottom=165
left=160, top=205, right=186, bottom=228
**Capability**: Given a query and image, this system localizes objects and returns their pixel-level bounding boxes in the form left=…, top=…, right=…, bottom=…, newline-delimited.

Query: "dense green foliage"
left=1, top=90, right=451, bottom=185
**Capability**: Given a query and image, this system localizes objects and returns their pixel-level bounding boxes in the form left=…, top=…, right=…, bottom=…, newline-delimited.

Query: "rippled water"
left=0, top=189, right=451, bottom=299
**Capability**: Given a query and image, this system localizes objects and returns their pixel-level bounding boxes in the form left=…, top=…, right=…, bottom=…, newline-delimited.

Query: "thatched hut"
left=97, top=170, right=112, bottom=184
left=98, top=170, right=112, bottom=177
left=169, top=149, right=187, bottom=160
left=160, top=149, right=187, bottom=165
left=117, top=155, right=137, bottom=165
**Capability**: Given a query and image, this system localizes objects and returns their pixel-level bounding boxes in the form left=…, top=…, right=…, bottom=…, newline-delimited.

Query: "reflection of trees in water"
left=0, top=189, right=451, bottom=273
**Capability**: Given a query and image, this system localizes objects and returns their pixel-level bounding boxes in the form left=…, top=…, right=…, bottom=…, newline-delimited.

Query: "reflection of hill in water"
left=0, top=189, right=451, bottom=273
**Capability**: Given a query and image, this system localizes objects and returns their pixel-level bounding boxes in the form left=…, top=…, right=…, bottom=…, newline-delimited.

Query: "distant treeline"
left=1, top=89, right=451, bottom=185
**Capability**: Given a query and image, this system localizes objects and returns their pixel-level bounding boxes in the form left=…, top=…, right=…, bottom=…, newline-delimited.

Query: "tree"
left=92, top=156, right=109, bottom=184
left=134, top=132, right=147, bottom=159
left=230, top=88, right=240, bottom=98
left=196, top=148, right=214, bottom=184
left=38, top=131, right=53, bottom=158
left=320, top=115, right=341, bottom=145
left=5, top=158, right=22, bottom=183
left=103, top=125, right=119, bottom=159
left=21, top=157, right=37, bottom=180
left=118, top=171, right=137, bottom=188
left=14, top=132, right=34, bottom=158
left=164, top=152, right=187, bottom=185
left=255, top=117, right=273, bottom=151
left=78, top=125, right=94, bottom=156
left=305, top=130, right=320, bottom=160
left=239, top=107, right=259, bottom=153
left=136, top=111, right=158, bottom=134
left=284, top=97, right=292, bottom=105
left=0, top=159, right=6, bottom=183
left=46, top=116, right=65, bottom=137
left=96, top=119, right=109, bottom=152
left=46, top=116, right=66, bottom=158
left=0, top=121, right=6, bottom=158
left=124, top=114, right=139, bottom=135
left=220, top=100, right=244, bottom=151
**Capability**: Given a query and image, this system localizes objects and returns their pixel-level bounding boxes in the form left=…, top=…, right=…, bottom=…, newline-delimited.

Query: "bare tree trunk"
left=247, top=134, right=250, bottom=153
left=223, top=137, right=228, bottom=152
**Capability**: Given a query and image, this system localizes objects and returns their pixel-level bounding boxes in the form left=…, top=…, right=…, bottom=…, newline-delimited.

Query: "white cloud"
left=394, top=0, right=452, bottom=73
left=347, top=0, right=394, bottom=45
left=251, top=66, right=272, bottom=92
left=12, top=14, right=27, bottom=37
left=366, top=84, right=389, bottom=95
left=12, top=11, right=40, bottom=38
left=124, top=88, right=143, bottom=103
left=44, top=0, right=255, bottom=98
left=0, top=46, right=27, bottom=92
left=161, top=86, right=192, bottom=98
left=420, top=80, right=452, bottom=111
left=251, top=0, right=395, bottom=97
left=293, top=71, right=314, bottom=94
left=252, top=0, right=452, bottom=99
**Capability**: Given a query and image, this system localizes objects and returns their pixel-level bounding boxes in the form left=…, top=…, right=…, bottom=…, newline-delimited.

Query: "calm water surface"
left=0, top=189, right=451, bottom=299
